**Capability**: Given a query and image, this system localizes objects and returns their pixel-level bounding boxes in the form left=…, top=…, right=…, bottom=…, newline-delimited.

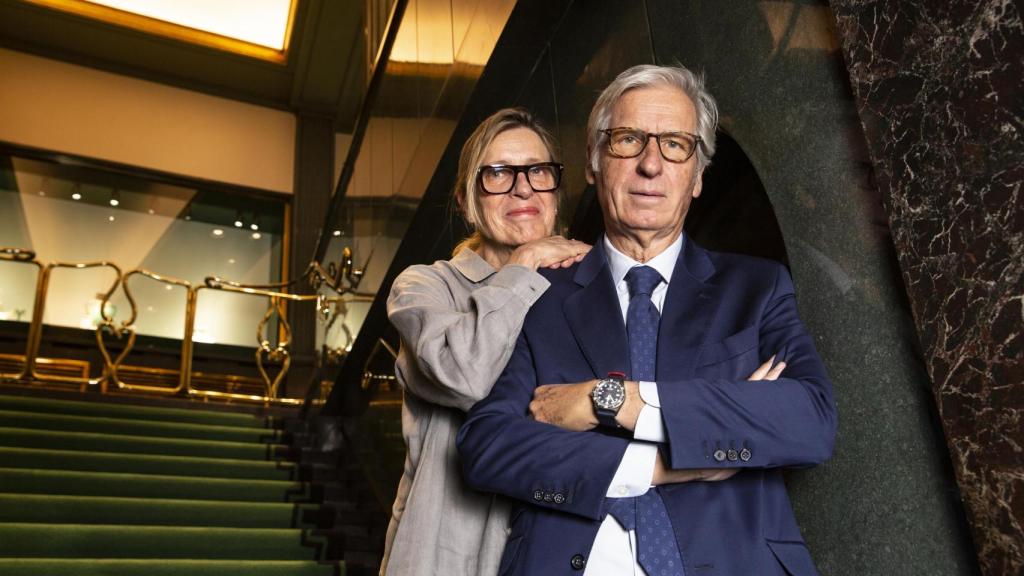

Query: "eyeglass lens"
left=606, top=128, right=698, bottom=162
left=480, top=163, right=560, bottom=194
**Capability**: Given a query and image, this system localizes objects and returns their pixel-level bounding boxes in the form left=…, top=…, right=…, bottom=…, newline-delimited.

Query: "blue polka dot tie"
left=607, top=266, right=686, bottom=575
left=625, top=265, right=663, bottom=382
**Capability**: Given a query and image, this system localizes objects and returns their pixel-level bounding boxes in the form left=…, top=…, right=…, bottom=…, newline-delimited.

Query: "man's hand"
left=748, top=355, right=785, bottom=381
left=529, top=380, right=599, bottom=431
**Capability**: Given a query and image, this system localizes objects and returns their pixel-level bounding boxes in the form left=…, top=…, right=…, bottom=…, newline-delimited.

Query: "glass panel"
left=0, top=153, right=286, bottom=347
left=323, top=0, right=517, bottom=354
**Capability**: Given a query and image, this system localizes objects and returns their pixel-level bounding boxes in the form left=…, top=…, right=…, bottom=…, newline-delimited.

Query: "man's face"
left=587, top=85, right=703, bottom=242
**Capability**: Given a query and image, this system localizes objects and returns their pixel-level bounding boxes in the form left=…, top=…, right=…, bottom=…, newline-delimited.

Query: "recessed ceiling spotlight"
left=212, top=229, right=224, bottom=237
left=72, top=192, right=82, bottom=200
left=165, top=285, right=173, bottom=291
left=234, top=220, right=243, bottom=228
left=228, top=258, right=236, bottom=265
left=332, top=230, right=342, bottom=237
left=251, top=232, right=262, bottom=240
left=108, top=215, right=115, bottom=222
left=109, top=190, right=120, bottom=207
left=250, top=223, right=259, bottom=231
left=147, top=208, right=155, bottom=215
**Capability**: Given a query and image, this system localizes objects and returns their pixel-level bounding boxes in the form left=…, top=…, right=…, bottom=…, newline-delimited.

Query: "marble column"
left=829, top=2, right=1024, bottom=574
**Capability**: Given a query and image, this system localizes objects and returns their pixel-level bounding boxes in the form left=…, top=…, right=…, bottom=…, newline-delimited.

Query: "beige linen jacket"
left=379, top=248, right=550, bottom=576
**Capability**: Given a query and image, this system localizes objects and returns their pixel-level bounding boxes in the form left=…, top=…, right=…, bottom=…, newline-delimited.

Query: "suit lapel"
left=656, top=236, right=719, bottom=380
left=563, top=241, right=631, bottom=378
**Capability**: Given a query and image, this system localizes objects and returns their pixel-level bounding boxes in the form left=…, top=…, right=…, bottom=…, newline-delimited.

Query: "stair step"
left=0, top=446, right=294, bottom=480
left=0, top=493, right=320, bottom=527
left=0, top=468, right=307, bottom=502
left=0, top=409, right=281, bottom=443
left=0, top=523, right=325, bottom=560
left=0, top=394, right=270, bottom=428
left=0, top=427, right=286, bottom=460
left=0, top=559, right=340, bottom=576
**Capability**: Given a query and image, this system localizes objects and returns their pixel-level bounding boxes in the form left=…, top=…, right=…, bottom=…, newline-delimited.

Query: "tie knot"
left=625, top=266, right=662, bottom=297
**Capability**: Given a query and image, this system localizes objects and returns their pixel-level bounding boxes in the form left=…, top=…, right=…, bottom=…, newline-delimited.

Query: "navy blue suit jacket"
left=457, top=236, right=837, bottom=576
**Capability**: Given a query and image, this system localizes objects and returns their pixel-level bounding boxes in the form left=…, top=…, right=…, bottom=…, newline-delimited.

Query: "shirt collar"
left=603, top=233, right=684, bottom=287
left=450, top=246, right=499, bottom=283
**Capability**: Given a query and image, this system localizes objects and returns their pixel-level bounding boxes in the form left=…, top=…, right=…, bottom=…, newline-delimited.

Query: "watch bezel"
left=592, top=377, right=626, bottom=410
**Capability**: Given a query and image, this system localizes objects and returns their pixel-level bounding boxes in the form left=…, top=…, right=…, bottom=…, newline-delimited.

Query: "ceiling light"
left=250, top=223, right=259, bottom=231
left=72, top=192, right=82, bottom=200
left=108, top=215, right=115, bottom=222
left=212, top=228, right=224, bottom=237
left=234, top=220, right=243, bottom=228
left=165, top=285, right=173, bottom=291
left=147, top=208, right=155, bottom=215
left=251, top=232, right=262, bottom=240
left=228, top=258, right=236, bottom=265
left=109, top=190, right=120, bottom=207
left=332, top=230, right=342, bottom=237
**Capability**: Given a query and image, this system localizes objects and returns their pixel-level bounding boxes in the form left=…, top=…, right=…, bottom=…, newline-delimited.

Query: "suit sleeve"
left=657, top=263, right=837, bottom=470
left=457, top=329, right=630, bottom=521
left=387, top=263, right=549, bottom=412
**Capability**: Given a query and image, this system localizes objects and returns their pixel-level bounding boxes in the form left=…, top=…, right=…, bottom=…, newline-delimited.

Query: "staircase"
left=0, top=391, right=354, bottom=575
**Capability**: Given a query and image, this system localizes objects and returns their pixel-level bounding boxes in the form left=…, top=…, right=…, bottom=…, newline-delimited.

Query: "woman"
left=380, top=108, right=589, bottom=576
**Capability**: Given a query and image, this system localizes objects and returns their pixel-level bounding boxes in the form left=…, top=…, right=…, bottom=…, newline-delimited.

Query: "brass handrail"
left=28, top=260, right=123, bottom=388
left=0, top=248, right=44, bottom=381
left=0, top=243, right=373, bottom=406
left=101, top=269, right=194, bottom=396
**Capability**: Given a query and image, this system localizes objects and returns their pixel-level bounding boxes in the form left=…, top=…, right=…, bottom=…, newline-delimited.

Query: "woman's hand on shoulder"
left=508, top=236, right=591, bottom=270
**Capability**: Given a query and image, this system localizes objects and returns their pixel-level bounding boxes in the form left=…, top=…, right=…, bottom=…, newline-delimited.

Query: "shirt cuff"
left=489, top=264, right=550, bottom=306
left=605, top=442, right=657, bottom=498
left=639, top=381, right=660, bottom=407
left=633, top=405, right=666, bottom=442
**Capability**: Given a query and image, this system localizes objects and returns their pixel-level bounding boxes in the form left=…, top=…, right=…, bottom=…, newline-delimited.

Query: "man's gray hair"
left=587, top=64, right=719, bottom=173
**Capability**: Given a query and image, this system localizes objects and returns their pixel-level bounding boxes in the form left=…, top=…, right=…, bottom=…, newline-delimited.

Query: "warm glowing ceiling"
left=20, top=0, right=298, bottom=62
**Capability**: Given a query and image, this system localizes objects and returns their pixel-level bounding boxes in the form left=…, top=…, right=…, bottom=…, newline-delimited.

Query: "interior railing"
left=0, top=245, right=372, bottom=405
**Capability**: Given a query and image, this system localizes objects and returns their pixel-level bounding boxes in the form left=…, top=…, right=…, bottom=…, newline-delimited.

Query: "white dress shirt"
left=583, top=234, right=681, bottom=576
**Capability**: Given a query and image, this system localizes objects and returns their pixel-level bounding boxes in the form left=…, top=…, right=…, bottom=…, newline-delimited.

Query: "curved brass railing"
left=0, top=249, right=43, bottom=381
left=104, top=269, right=194, bottom=396
left=31, top=261, right=123, bottom=388
left=0, top=245, right=376, bottom=406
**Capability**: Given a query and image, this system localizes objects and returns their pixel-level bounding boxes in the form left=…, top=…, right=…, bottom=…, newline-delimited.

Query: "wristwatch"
left=591, top=371, right=626, bottom=428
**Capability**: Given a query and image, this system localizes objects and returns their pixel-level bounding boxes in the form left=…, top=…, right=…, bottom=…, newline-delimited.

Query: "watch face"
left=594, top=380, right=625, bottom=410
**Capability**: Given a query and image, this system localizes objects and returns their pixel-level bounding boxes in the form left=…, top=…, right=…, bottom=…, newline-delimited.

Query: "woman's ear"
left=585, top=147, right=596, bottom=185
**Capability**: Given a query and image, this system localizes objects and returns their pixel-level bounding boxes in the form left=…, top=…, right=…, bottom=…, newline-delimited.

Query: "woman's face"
left=477, top=127, right=559, bottom=248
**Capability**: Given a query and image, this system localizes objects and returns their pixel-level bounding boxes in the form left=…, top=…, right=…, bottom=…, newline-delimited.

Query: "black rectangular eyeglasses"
left=477, top=162, right=564, bottom=194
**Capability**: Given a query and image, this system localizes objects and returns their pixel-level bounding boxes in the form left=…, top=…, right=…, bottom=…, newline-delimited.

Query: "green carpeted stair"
left=0, top=393, right=343, bottom=576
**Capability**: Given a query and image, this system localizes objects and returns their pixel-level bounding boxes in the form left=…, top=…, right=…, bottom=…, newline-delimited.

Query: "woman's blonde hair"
left=452, top=107, right=561, bottom=256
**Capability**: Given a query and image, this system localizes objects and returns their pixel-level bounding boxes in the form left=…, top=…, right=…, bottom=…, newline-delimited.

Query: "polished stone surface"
left=830, top=1, right=1023, bottom=574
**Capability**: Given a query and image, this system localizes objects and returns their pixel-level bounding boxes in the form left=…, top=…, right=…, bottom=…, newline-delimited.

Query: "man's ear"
left=691, top=170, right=704, bottom=199
left=585, top=147, right=596, bottom=185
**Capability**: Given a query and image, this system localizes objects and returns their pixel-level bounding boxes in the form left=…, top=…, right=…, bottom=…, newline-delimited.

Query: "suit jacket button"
left=739, top=448, right=752, bottom=461
left=543, top=492, right=553, bottom=502
left=533, top=490, right=544, bottom=501
left=713, top=449, right=727, bottom=462
left=570, top=553, right=586, bottom=570
left=727, top=449, right=739, bottom=461
left=553, top=493, right=565, bottom=504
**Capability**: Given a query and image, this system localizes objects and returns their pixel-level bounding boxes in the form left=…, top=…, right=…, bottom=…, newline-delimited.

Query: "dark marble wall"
left=829, top=2, right=1024, bottom=574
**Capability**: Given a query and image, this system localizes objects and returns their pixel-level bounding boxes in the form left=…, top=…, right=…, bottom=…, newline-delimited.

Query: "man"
left=457, top=64, right=836, bottom=575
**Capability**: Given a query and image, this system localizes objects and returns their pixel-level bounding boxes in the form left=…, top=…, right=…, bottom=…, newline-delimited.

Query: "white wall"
left=0, top=47, right=296, bottom=194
